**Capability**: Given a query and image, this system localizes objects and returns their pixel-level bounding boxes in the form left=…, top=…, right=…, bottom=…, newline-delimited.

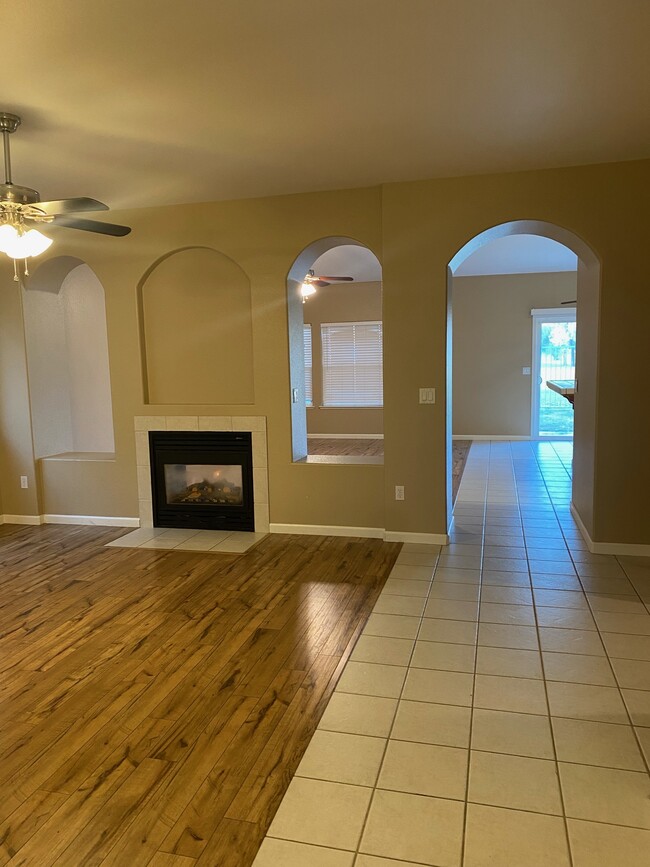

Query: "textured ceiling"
left=3, top=0, right=650, bottom=210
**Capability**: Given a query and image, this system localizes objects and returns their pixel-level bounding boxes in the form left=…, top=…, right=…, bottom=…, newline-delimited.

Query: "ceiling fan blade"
left=32, top=197, right=110, bottom=216
left=52, top=215, right=131, bottom=236
left=313, top=280, right=331, bottom=288
left=315, top=275, right=354, bottom=282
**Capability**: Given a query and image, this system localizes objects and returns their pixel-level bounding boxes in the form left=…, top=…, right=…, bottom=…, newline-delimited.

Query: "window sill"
left=295, top=454, right=383, bottom=466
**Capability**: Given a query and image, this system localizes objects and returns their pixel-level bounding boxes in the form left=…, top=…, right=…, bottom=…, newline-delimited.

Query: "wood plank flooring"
left=452, top=439, right=471, bottom=503
left=0, top=523, right=399, bottom=866
left=308, top=437, right=384, bottom=457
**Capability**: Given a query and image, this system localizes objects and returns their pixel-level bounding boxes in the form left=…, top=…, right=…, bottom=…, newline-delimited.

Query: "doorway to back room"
left=446, top=219, right=601, bottom=531
left=450, top=233, right=578, bottom=443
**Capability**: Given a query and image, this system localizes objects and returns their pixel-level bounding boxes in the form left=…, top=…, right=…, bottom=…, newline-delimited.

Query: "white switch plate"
left=20, top=476, right=28, bottom=489
left=395, top=485, right=405, bottom=500
left=522, top=367, right=531, bottom=375
left=419, top=387, right=436, bottom=404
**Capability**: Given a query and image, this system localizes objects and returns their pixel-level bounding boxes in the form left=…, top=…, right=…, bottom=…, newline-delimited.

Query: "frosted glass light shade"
left=301, top=281, right=316, bottom=299
left=0, top=224, right=18, bottom=253
left=0, top=224, right=53, bottom=258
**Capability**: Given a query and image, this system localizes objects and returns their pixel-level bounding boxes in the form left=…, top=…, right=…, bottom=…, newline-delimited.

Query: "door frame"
left=530, top=307, right=577, bottom=439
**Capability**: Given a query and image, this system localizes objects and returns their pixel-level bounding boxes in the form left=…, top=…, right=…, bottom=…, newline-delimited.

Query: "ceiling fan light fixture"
left=0, top=111, right=131, bottom=272
left=0, top=223, right=52, bottom=259
left=301, top=280, right=317, bottom=302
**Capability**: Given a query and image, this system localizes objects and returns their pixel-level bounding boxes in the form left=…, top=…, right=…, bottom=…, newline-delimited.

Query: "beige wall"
left=452, top=272, right=577, bottom=436
left=303, top=280, right=383, bottom=436
left=382, top=161, right=650, bottom=545
left=0, top=160, right=648, bottom=545
left=9, top=187, right=386, bottom=528
left=0, top=273, right=40, bottom=516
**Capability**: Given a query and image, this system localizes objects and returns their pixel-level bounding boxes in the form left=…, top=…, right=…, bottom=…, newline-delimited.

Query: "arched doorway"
left=446, top=220, right=601, bottom=531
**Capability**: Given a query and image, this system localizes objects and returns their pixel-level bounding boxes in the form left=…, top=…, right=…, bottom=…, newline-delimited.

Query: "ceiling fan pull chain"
left=23, top=258, right=29, bottom=276
left=13, top=259, right=19, bottom=281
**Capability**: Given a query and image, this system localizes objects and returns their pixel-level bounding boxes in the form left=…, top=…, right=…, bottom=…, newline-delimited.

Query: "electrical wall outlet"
left=20, top=476, right=28, bottom=489
left=395, top=485, right=405, bottom=500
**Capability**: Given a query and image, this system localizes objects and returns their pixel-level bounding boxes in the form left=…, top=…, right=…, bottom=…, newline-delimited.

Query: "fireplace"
left=149, top=430, right=255, bottom=531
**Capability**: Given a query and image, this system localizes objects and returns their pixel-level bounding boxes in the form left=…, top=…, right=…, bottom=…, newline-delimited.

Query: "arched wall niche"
left=285, top=236, right=382, bottom=462
left=446, top=219, right=601, bottom=535
left=23, top=257, right=116, bottom=458
left=138, top=246, right=254, bottom=405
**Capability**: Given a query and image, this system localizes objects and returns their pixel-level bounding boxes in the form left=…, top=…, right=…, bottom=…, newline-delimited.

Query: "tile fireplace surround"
left=134, top=416, right=269, bottom=533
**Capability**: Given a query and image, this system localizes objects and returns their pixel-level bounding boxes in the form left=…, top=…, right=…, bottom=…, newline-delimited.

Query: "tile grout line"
left=458, top=439, right=489, bottom=867
left=518, top=440, right=576, bottom=867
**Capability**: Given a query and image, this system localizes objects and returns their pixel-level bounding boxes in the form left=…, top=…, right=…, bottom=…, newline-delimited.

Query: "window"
left=321, top=321, right=383, bottom=407
left=303, top=324, right=313, bottom=406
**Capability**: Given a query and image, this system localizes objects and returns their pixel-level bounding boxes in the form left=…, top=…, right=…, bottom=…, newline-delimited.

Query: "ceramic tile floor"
left=253, top=440, right=650, bottom=867
left=105, top=526, right=267, bottom=553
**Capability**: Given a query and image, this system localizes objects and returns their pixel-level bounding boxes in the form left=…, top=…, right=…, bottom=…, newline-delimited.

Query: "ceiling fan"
left=0, top=111, right=131, bottom=277
left=301, top=269, right=353, bottom=302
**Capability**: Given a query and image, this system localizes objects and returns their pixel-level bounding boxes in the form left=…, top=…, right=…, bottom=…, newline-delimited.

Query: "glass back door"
left=532, top=309, right=576, bottom=438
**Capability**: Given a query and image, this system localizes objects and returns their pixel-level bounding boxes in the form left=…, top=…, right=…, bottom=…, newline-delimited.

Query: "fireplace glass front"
left=150, top=431, right=254, bottom=531
left=163, top=464, right=244, bottom=506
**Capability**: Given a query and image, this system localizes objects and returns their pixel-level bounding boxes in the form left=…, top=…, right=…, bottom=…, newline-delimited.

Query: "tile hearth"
left=106, top=526, right=266, bottom=553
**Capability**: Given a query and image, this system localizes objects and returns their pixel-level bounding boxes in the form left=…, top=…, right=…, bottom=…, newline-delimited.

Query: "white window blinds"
left=303, top=324, right=313, bottom=406
left=321, top=321, right=383, bottom=407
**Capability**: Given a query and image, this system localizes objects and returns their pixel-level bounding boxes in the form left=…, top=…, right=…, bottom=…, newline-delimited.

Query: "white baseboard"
left=307, top=433, right=384, bottom=440
left=384, top=530, right=449, bottom=545
left=2, top=512, right=450, bottom=546
left=43, top=514, right=140, bottom=528
left=270, top=523, right=448, bottom=544
left=570, top=503, right=650, bottom=556
left=452, top=435, right=531, bottom=441
left=1, top=514, right=139, bottom=528
left=270, top=522, right=385, bottom=539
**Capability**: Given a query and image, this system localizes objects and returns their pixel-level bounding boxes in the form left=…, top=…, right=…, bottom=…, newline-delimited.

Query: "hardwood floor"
left=308, top=437, right=384, bottom=457
left=0, top=523, right=399, bottom=866
left=452, top=439, right=471, bottom=503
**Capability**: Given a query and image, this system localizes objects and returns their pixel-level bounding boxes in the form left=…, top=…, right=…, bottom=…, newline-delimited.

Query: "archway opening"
left=287, top=238, right=383, bottom=463
left=446, top=220, right=600, bottom=532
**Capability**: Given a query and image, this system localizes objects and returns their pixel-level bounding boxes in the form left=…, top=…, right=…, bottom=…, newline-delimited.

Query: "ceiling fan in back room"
left=300, top=269, right=353, bottom=302
left=0, top=111, right=131, bottom=280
